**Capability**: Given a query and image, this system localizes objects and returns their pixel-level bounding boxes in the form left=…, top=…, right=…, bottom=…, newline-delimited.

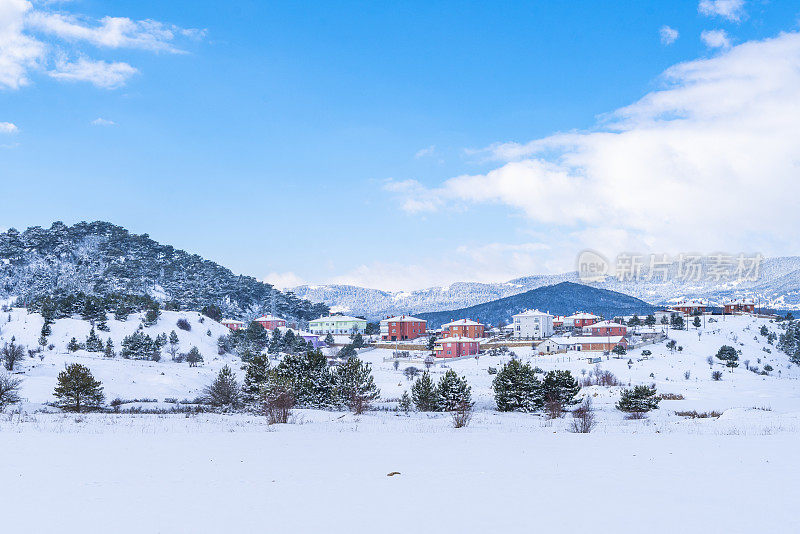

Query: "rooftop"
left=310, top=315, right=366, bottom=323
left=442, top=318, right=483, bottom=327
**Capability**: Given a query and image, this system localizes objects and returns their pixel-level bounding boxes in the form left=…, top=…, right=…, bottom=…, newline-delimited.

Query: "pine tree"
left=693, top=316, right=702, bottom=329
left=2, top=338, right=25, bottom=371
left=67, top=337, right=80, bottom=352
left=334, top=356, right=380, bottom=412
left=492, top=359, right=542, bottom=412
left=268, top=327, right=283, bottom=353
left=270, top=350, right=336, bottom=408
left=186, top=346, right=203, bottom=367
left=203, top=365, right=241, bottom=408
left=104, top=338, right=115, bottom=358
left=644, top=314, right=656, bottom=326
left=540, top=370, right=580, bottom=408
left=398, top=391, right=412, bottom=413
left=85, top=327, right=103, bottom=352
left=242, top=354, right=271, bottom=404
left=616, top=384, right=659, bottom=413
left=324, top=333, right=334, bottom=345
left=436, top=370, right=473, bottom=412
left=168, top=330, right=180, bottom=359
left=411, top=372, right=439, bottom=411
left=352, top=332, right=365, bottom=348
left=53, top=363, right=104, bottom=412
left=715, top=345, right=740, bottom=370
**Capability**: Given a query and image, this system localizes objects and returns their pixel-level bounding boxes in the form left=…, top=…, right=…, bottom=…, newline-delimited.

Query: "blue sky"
left=2, top=0, right=800, bottom=290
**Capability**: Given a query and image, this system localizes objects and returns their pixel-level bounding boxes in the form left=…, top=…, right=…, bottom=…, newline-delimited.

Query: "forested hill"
left=417, top=282, right=657, bottom=328
left=0, top=221, right=328, bottom=321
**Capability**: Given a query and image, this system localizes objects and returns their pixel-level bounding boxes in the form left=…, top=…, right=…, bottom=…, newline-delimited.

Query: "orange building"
left=434, top=337, right=480, bottom=358
left=724, top=298, right=755, bottom=314
left=254, top=314, right=286, bottom=330
left=380, top=315, right=427, bottom=341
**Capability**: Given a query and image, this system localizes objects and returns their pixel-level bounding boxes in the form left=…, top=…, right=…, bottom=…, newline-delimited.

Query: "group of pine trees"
left=220, top=323, right=316, bottom=360
left=238, top=349, right=379, bottom=413
left=778, top=320, right=800, bottom=364
left=491, top=359, right=581, bottom=414
left=407, top=370, right=473, bottom=412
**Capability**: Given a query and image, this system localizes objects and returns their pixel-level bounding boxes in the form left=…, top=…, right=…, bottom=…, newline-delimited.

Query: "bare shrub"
left=675, top=410, right=722, bottom=418
left=570, top=398, right=596, bottom=433
left=626, top=411, right=647, bottom=420
left=263, top=386, right=295, bottom=424
left=684, top=370, right=691, bottom=380
left=579, top=369, right=620, bottom=387
left=658, top=393, right=685, bottom=400
left=544, top=395, right=564, bottom=419
left=2, top=339, right=25, bottom=371
left=0, top=372, right=23, bottom=410
left=451, top=401, right=472, bottom=428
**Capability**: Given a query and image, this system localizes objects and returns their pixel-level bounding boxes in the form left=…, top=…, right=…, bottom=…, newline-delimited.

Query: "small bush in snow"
left=176, top=318, right=191, bottom=331
left=616, top=384, right=660, bottom=415
left=570, top=398, right=596, bottom=433
left=0, top=372, right=23, bottom=410
left=711, top=370, right=723, bottom=381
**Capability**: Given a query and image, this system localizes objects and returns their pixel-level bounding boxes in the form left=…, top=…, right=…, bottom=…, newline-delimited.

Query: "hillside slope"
left=0, top=221, right=328, bottom=321
left=417, top=281, right=657, bottom=327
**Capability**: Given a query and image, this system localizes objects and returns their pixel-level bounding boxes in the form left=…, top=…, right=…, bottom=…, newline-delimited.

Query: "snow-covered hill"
left=0, top=308, right=239, bottom=405
left=292, top=256, right=800, bottom=319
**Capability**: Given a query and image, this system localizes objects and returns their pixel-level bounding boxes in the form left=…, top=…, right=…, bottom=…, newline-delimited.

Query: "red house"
left=434, top=337, right=480, bottom=358
left=724, top=298, right=755, bottom=314
left=221, top=319, right=245, bottom=331
left=254, top=314, right=286, bottom=330
left=441, top=319, right=484, bottom=338
left=567, top=312, right=601, bottom=328
left=670, top=300, right=707, bottom=315
left=380, top=315, right=427, bottom=341
left=585, top=320, right=627, bottom=337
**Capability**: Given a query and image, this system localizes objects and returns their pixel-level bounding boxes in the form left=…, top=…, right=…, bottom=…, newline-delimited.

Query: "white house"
left=308, top=315, right=367, bottom=336
left=511, top=309, right=554, bottom=339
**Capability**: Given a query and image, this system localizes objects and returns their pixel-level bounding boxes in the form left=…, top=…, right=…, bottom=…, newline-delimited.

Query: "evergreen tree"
left=616, top=384, right=660, bottom=414
left=411, top=372, right=439, bottom=411
left=186, top=346, right=204, bottom=367
left=53, top=363, right=104, bottom=412
left=143, top=304, right=160, bottom=327
left=334, top=356, right=380, bottom=412
left=120, top=331, right=157, bottom=360
left=270, top=350, right=336, bottom=408
left=168, top=330, right=180, bottom=359
left=203, top=365, right=241, bottom=408
left=693, top=316, right=702, bottom=329
left=715, top=345, right=740, bottom=370
left=104, top=338, right=115, bottom=358
left=436, top=370, right=472, bottom=412
left=398, top=391, right=412, bottom=413
left=85, top=327, right=103, bottom=352
left=644, top=314, right=656, bottom=326
left=352, top=332, right=365, bottom=348
left=540, top=370, right=580, bottom=408
left=337, top=344, right=357, bottom=360
left=267, top=327, right=283, bottom=353
left=670, top=314, right=685, bottom=330
left=242, top=354, right=271, bottom=404
left=282, top=330, right=297, bottom=352
left=324, top=333, right=335, bottom=345
left=492, top=359, right=542, bottom=412
left=201, top=304, right=223, bottom=322
left=67, top=337, right=80, bottom=352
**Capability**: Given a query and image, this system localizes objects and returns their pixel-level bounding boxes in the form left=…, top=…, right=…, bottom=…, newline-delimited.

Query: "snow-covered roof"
left=670, top=299, right=707, bottom=308
left=566, top=312, right=601, bottom=319
left=551, top=335, right=625, bottom=344
left=512, top=309, right=552, bottom=318
left=382, top=315, right=426, bottom=323
left=586, top=320, right=627, bottom=329
left=309, top=315, right=366, bottom=324
left=274, top=326, right=318, bottom=338
left=442, top=318, right=483, bottom=327
left=255, top=314, right=285, bottom=322
left=221, top=319, right=244, bottom=325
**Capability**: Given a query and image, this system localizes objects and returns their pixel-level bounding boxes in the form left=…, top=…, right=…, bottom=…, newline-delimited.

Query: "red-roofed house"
left=434, top=337, right=480, bottom=358
left=441, top=319, right=484, bottom=338
left=254, top=314, right=286, bottom=330
left=380, top=315, right=427, bottom=341
left=221, top=319, right=245, bottom=331
left=584, top=320, right=628, bottom=337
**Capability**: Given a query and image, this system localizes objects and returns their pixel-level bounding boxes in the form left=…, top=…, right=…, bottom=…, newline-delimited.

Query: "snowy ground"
left=2, top=312, right=800, bottom=532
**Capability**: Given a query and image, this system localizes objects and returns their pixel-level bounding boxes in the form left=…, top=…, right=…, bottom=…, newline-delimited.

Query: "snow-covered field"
left=2, top=311, right=800, bottom=532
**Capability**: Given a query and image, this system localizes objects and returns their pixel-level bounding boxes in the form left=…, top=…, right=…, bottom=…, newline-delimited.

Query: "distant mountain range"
left=0, top=221, right=328, bottom=322
left=417, top=282, right=657, bottom=328
left=292, top=256, right=800, bottom=320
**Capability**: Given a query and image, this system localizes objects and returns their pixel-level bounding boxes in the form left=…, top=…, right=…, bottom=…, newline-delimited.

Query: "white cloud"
left=414, top=145, right=436, bottom=159
left=698, top=0, right=746, bottom=22
left=660, top=26, right=679, bottom=45
left=90, top=117, right=114, bottom=126
left=0, top=121, right=19, bottom=133
left=701, top=29, right=731, bottom=49
left=0, top=0, right=46, bottom=89
left=26, top=12, right=199, bottom=53
left=48, top=56, right=136, bottom=88
left=0, top=0, right=202, bottom=90
left=385, top=31, right=800, bottom=266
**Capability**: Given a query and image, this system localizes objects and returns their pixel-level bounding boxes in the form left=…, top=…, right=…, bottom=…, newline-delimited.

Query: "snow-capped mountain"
left=292, top=257, right=800, bottom=319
